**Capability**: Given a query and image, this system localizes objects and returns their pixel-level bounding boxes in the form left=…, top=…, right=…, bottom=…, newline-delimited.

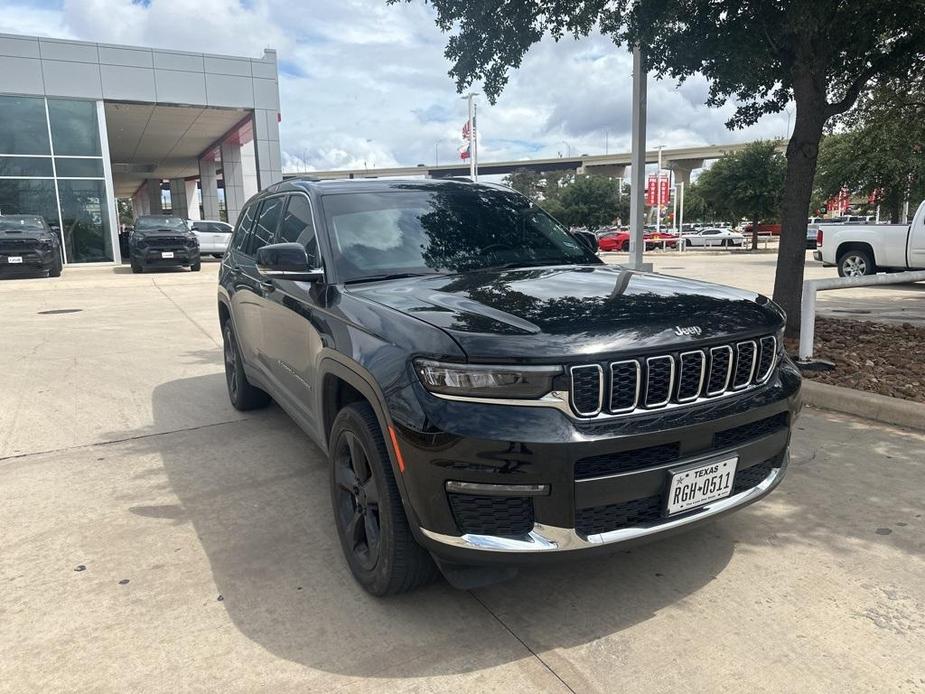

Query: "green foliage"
left=502, top=169, right=543, bottom=200
left=697, top=142, right=786, bottom=229
left=815, top=80, right=925, bottom=222
left=524, top=175, right=629, bottom=230
left=117, top=198, right=134, bottom=226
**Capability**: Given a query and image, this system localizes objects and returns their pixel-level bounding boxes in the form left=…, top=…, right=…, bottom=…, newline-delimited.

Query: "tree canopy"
left=697, top=142, right=786, bottom=247
left=395, top=0, right=925, bottom=335
left=815, top=80, right=925, bottom=223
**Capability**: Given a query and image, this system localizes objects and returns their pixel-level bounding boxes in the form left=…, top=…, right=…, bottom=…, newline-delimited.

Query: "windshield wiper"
left=344, top=272, right=434, bottom=284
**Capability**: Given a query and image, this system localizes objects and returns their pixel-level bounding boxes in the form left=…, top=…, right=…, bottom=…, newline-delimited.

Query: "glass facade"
left=0, top=95, right=114, bottom=263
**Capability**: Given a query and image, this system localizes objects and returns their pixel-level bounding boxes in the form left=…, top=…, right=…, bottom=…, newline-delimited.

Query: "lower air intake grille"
left=575, top=456, right=783, bottom=536
left=448, top=493, right=534, bottom=537
left=574, top=442, right=680, bottom=480
left=713, top=412, right=788, bottom=450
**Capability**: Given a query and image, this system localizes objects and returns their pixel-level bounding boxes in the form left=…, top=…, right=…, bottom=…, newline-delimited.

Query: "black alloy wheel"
left=333, top=430, right=382, bottom=572
left=222, top=321, right=270, bottom=410
left=328, top=403, right=437, bottom=595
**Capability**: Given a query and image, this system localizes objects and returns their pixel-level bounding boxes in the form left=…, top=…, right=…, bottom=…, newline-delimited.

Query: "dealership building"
left=0, top=32, right=282, bottom=265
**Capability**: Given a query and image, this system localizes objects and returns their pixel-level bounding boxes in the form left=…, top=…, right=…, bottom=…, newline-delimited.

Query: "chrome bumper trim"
left=420, top=454, right=788, bottom=553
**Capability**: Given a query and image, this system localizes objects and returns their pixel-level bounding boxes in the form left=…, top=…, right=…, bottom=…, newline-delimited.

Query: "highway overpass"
left=283, top=142, right=781, bottom=185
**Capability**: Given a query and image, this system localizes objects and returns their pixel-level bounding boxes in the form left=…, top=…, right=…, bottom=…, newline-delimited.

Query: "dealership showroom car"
left=129, top=215, right=201, bottom=273
left=0, top=215, right=63, bottom=278
left=218, top=177, right=800, bottom=595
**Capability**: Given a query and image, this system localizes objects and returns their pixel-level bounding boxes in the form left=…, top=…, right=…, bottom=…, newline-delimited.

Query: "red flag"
left=659, top=176, right=670, bottom=205
left=646, top=175, right=657, bottom=206
left=460, top=144, right=470, bottom=160
left=462, top=120, right=470, bottom=139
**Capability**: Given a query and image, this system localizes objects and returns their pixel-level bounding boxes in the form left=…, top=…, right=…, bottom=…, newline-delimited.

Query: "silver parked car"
left=680, top=227, right=746, bottom=248
left=189, top=219, right=234, bottom=257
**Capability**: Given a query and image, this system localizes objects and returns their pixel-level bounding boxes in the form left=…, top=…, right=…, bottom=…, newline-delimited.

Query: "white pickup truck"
left=814, top=201, right=925, bottom=276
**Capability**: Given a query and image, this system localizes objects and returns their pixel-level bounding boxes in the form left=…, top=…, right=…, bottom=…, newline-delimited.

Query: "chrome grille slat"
left=568, top=334, right=779, bottom=419
left=677, top=350, right=706, bottom=402
left=644, top=356, right=675, bottom=408
left=570, top=365, right=603, bottom=416
left=608, top=360, right=640, bottom=413
left=733, top=341, right=758, bottom=390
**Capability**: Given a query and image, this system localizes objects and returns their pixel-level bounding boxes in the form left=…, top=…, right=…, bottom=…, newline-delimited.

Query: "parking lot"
left=2, top=260, right=924, bottom=693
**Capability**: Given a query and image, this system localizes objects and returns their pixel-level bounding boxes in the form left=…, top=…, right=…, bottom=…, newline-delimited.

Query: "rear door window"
left=277, top=194, right=319, bottom=265
left=246, top=196, right=285, bottom=256
left=231, top=205, right=257, bottom=252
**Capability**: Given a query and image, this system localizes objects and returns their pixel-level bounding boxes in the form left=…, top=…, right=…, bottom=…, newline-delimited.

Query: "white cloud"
left=1, top=0, right=794, bottom=174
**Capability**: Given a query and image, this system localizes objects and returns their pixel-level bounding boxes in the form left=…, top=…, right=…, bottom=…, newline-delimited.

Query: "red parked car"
left=598, top=230, right=678, bottom=252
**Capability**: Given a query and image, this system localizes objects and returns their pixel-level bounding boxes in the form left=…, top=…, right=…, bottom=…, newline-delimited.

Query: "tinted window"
left=214, top=222, right=233, bottom=234
left=322, top=187, right=598, bottom=283
left=47, top=99, right=101, bottom=156
left=232, top=205, right=257, bottom=252
left=246, top=196, right=284, bottom=255
left=0, top=96, right=50, bottom=155
left=278, top=194, right=319, bottom=264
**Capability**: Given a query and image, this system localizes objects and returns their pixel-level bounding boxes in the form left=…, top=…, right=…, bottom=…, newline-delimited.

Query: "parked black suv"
left=0, top=215, right=63, bottom=278
left=217, top=178, right=801, bottom=595
left=130, top=215, right=200, bottom=273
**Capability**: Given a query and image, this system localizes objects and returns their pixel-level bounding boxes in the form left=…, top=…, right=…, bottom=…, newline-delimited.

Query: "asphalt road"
left=1, top=263, right=923, bottom=693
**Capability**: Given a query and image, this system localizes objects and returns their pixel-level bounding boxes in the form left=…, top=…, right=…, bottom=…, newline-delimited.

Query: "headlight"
left=414, top=359, right=561, bottom=399
left=132, top=235, right=146, bottom=248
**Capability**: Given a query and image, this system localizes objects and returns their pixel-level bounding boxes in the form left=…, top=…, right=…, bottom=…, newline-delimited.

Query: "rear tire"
left=620, top=240, right=630, bottom=252
left=222, top=321, right=271, bottom=410
left=837, top=249, right=875, bottom=277
left=330, top=403, right=438, bottom=596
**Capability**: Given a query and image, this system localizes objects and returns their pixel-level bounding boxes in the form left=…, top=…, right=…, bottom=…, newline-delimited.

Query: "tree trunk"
left=751, top=217, right=759, bottom=251
left=773, top=97, right=827, bottom=338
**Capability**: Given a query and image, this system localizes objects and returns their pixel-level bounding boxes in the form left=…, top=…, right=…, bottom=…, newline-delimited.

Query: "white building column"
left=220, top=141, right=247, bottom=225
left=146, top=179, right=163, bottom=215
left=185, top=179, right=201, bottom=220
left=242, top=141, right=259, bottom=199
left=168, top=178, right=189, bottom=219
left=199, top=159, right=220, bottom=221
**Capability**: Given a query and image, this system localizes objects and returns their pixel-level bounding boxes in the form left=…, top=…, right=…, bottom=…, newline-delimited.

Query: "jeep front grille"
left=567, top=336, right=778, bottom=418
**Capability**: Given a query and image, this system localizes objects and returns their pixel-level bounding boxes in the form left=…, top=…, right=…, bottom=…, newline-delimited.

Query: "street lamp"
left=559, top=140, right=574, bottom=157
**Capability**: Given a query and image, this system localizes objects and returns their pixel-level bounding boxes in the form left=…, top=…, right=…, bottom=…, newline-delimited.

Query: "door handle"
left=260, top=279, right=275, bottom=292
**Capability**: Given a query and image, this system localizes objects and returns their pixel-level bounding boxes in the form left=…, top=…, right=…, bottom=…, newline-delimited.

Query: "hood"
left=348, top=264, right=783, bottom=360
left=135, top=227, right=189, bottom=236
left=0, top=228, right=52, bottom=240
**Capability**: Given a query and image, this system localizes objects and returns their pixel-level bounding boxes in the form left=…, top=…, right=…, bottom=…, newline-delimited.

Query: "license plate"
left=161, top=251, right=174, bottom=259
left=7, top=256, right=22, bottom=264
left=665, top=457, right=738, bottom=516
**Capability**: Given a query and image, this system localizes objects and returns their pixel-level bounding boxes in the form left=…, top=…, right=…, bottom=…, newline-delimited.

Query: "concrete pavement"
left=602, top=249, right=925, bottom=325
left=1, top=264, right=923, bottom=692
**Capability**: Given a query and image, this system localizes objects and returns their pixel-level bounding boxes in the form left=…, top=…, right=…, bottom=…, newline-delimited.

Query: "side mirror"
left=256, top=242, right=324, bottom=282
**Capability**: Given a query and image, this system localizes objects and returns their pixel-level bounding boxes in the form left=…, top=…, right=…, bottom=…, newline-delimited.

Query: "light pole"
left=559, top=140, right=574, bottom=157
left=627, top=44, right=649, bottom=271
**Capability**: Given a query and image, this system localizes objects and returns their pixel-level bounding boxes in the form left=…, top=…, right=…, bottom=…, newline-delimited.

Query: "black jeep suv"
left=130, top=215, right=200, bottom=273
left=0, top=215, right=63, bottom=278
left=217, top=178, right=801, bottom=595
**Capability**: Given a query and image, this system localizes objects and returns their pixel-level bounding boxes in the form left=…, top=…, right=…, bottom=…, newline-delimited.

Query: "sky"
left=0, top=0, right=794, bottom=174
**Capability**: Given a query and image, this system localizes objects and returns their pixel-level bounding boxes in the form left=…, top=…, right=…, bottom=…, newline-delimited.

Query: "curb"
left=801, top=380, right=925, bottom=432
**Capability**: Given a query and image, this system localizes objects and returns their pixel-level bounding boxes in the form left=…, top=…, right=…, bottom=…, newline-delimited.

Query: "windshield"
left=0, top=216, right=46, bottom=232
left=322, top=187, right=599, bottom=282
left=136, top=217, right=188, bottom=231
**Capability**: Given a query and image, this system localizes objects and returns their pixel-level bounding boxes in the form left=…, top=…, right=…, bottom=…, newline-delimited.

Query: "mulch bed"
left=786, top=317, right=925, bottom=403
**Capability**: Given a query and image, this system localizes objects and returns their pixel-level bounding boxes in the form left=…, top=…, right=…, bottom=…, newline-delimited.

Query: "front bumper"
left=132, top=247, right=199, bottom=267
left=393, top=359, right=801, bottom=564
left=0, top=250, right=58, bottom=273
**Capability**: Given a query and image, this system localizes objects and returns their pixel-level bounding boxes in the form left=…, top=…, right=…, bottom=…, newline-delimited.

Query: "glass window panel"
left=0, top=156, right=53, bottom=177
left=0, top=180, right=59, bottom=233
left=246, top=196, right=284, bottom=256
left=0, top=96, right=50, bottom=155
left=278, top=194, right=319, bottom=265
left=55, top=158, right=104, bottom=178
left=48, top=99, right=101, bottom=156
left=58, top=179, right=113, bottom=262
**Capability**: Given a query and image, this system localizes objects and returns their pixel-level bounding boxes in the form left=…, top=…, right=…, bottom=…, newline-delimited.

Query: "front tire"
left=131, top=261, right=143, bottom=274
left=222, top=321, right=271, bottom=410
left=191, top=260, right=202, bottom=272
left=330, top=403, right=437, bottom=596
left=837, top=249, right=875, bottom=277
